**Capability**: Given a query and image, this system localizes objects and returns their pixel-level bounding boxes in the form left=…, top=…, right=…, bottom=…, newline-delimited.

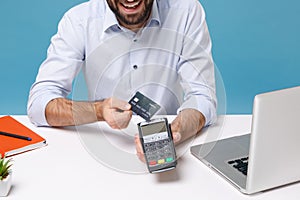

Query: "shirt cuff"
left=177, top=96, right=217, bottom=127
left=27, top=94, right=63, bottom=127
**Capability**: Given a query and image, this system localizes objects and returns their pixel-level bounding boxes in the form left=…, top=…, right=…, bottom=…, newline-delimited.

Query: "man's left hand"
left=134, top=109, right=206, bottom=162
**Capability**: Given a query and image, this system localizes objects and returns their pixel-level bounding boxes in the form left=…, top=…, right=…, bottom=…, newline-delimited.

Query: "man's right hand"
left=94, top=97, right=132, bottom=129
left=45, top=97, right=132, bottom=128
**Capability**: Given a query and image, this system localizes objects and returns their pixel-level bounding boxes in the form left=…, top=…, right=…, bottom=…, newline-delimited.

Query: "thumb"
left=112, top=98, right=131, bottom=111
left=172, top=131, right=181, bottom=144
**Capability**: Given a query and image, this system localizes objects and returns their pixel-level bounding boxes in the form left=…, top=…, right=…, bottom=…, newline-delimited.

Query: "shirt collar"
left=103, top=0, right=161, bottom=32
left=149, top=0, right=161, bottom=27
left=103, top=0, right=120, bottom=32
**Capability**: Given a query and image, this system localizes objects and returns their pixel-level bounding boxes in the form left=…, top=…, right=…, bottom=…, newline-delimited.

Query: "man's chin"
left=117, top=12, right=148, bottom=27
left=121, top=17, right=142, bottom=26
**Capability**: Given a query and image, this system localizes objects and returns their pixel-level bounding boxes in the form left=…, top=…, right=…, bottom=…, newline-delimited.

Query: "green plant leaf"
left=0, top=156, right=13, bottom=181
left=3, top=159, right=13, bottom=169
left=0, top=159, right=4, bottom=168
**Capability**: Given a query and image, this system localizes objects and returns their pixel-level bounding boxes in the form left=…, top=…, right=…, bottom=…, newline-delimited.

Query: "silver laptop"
left=191, top=86, right=300, bottom=194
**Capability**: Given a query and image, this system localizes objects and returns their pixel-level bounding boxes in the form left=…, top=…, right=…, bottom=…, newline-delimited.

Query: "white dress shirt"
left=27, top=0, right=217, bottom=126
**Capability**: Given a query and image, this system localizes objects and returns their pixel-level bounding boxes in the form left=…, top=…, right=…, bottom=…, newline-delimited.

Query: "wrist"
left=93, top=101, right=104, bottom=121
left=198, top=111, right=206, bottom=133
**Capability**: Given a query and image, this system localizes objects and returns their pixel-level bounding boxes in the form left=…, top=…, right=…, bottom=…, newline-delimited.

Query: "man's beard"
left=107, top=0, right=154, bottom=26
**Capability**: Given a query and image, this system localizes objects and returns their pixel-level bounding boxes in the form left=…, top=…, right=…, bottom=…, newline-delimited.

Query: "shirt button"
left=133, top=65, right=138, bottom=69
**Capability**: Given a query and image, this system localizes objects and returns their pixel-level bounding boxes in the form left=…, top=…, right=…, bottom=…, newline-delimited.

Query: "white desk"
left=3, top=115, right=300, bottom=200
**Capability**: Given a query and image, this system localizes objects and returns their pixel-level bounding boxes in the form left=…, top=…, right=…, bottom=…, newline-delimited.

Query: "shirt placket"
left=128, top=32, right=143, bottom=95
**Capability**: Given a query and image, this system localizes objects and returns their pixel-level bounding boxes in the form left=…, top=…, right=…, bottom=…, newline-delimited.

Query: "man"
left=27, top=0, right=217, bottom=159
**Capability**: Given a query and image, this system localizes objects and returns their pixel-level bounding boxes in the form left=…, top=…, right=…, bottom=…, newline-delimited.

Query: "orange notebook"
left=0, top=116, right=46, bottom=158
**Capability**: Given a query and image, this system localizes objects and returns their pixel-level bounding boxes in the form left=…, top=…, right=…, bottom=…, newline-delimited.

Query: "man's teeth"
left=122, top=1, right=140, bottom=8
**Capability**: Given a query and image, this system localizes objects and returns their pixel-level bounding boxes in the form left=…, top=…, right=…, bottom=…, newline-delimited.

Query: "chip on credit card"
left=128, top=91, right=161, bottom=121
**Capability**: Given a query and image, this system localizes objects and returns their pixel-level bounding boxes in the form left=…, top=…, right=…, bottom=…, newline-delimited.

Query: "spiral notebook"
left=0, top=116, right=46, bottom=157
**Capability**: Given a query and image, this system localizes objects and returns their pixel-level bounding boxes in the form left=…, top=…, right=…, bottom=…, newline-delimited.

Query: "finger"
left=109, top=110, right=132, bottom=129
left=134, top=134, right=146, bottom=163
left=137, top=152, right=146, bottom=163
left=170, top=116, right=181, bottom=133
left=120, top=110, right=132, bottom=127
left=111, top=98, right=131, bottom=111
left=172, top=131, right=182, bottom=144
left=170, top=122, right=181, bottom=144
left=134, top=135, right=143, bottom=153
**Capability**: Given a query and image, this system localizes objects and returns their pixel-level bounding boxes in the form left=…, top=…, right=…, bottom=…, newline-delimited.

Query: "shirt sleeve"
left=177, top=2, right=217, bottom=126
left=27, top=13, right=85, bottom=126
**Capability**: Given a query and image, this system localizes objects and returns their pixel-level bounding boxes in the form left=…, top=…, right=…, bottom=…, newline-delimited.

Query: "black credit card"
left=128, top=91, right=161, bottom=121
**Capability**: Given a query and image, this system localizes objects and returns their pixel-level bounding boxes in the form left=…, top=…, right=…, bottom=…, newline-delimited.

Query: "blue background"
left=0, top=0, right=299, bottom=115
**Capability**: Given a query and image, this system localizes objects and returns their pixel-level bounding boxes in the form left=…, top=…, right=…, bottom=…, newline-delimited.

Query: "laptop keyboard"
left=227, top=157, right=248, bottom=176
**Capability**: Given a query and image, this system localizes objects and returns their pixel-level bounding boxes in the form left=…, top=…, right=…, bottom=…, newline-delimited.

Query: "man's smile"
left=119, top=0, right=143, bottom=15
